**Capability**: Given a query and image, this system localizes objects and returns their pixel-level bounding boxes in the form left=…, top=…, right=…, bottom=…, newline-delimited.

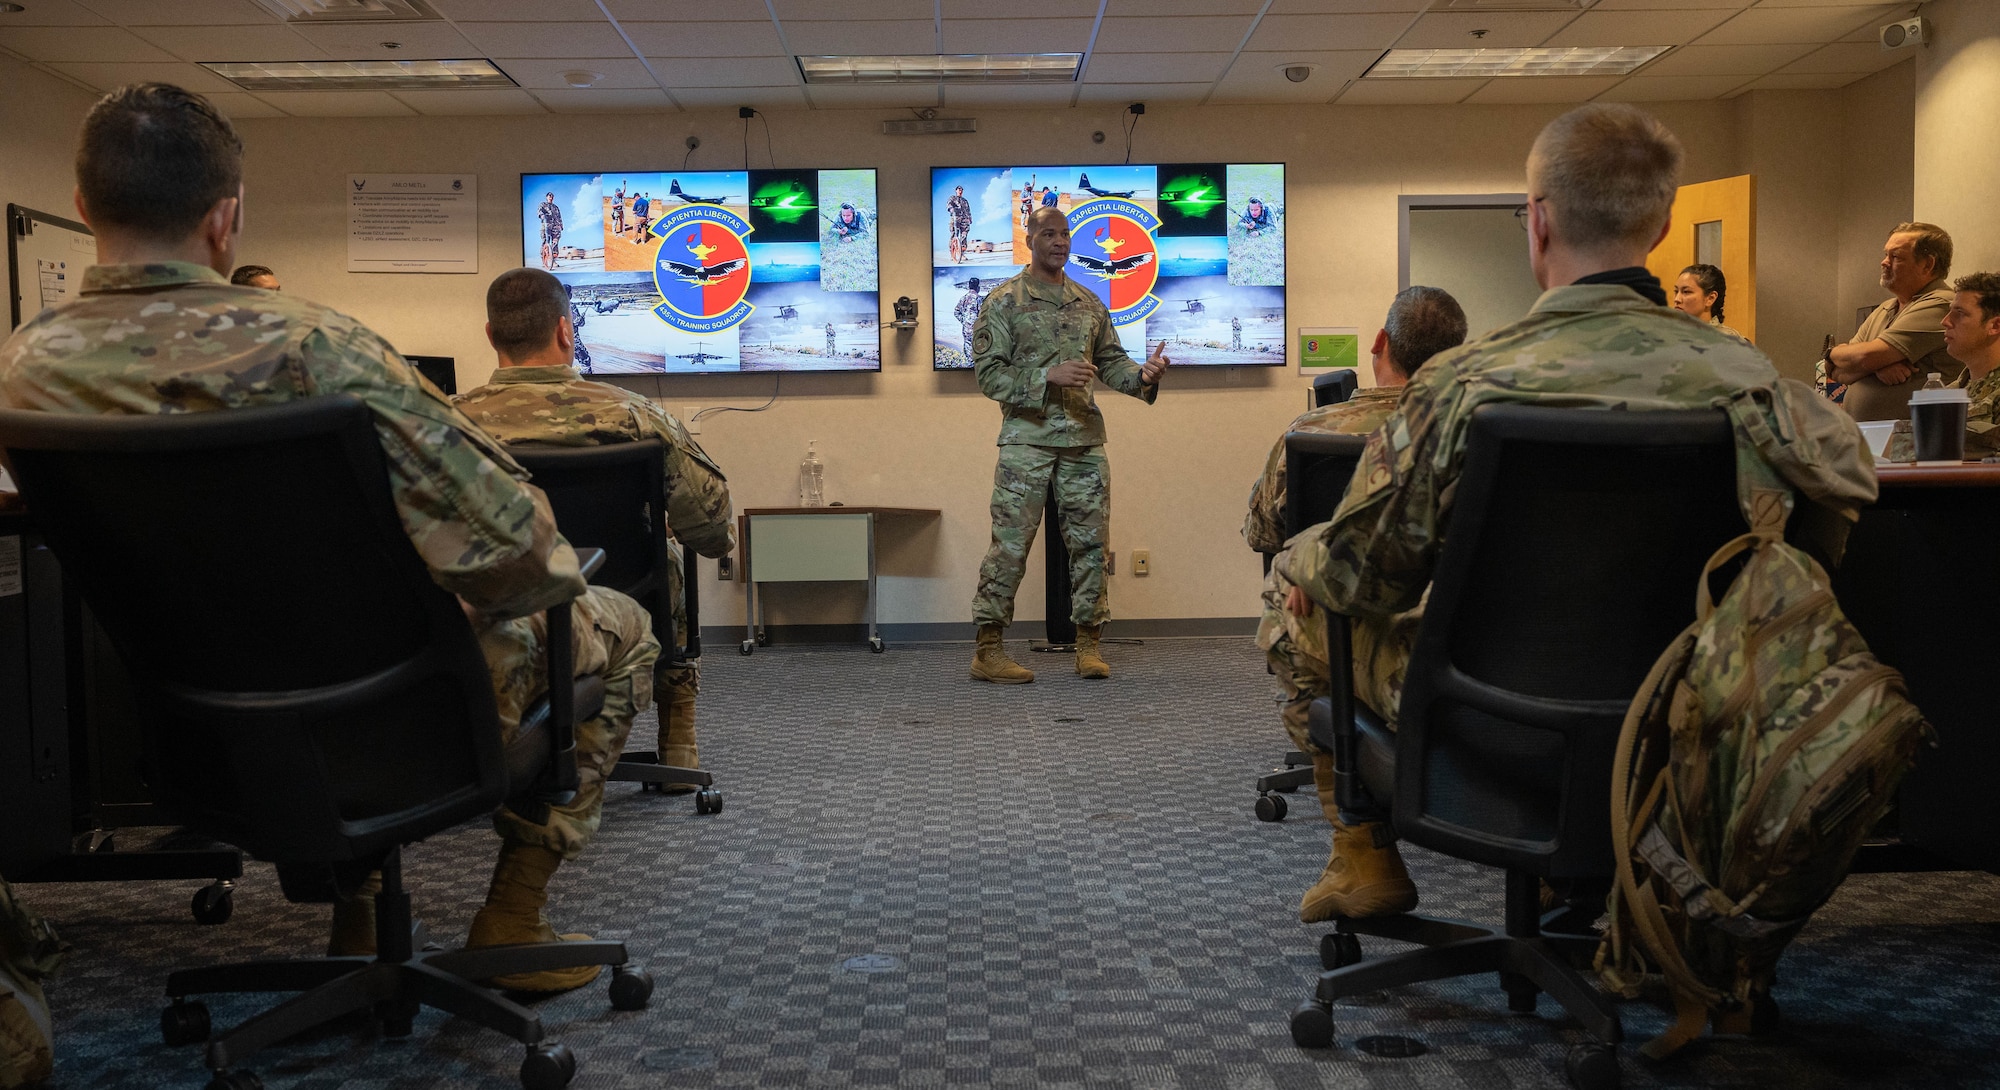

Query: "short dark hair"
left=1382, top=286, right=1468, bottom=376
left=1892, top=221, right=1953, bottom=280
left=77, top=84, right=242, bottom=243
left=1680, top=263, right=1727, bottom=324
left=229, top=264, right=274, bottom=286
left=486, top=268, right=570, bottom=356
left=1955, top=271, right=2000, bottom=322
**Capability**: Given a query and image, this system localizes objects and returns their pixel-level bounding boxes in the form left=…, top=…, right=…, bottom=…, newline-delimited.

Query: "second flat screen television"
left=931, top=163, right=1285, bottom=369
left=522, top=169, right=881, bottom=374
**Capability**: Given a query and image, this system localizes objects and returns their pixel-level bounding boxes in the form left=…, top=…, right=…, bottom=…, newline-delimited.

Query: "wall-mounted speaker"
left=1880, top=16, right=1928, bottom=51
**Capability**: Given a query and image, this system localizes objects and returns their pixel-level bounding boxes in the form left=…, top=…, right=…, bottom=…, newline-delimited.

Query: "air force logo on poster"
left=1065, top=198, right=1160, bottom=325
left=652, top=204, right=755, bottom=334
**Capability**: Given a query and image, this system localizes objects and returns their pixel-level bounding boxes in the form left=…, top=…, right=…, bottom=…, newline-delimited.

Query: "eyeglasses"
left=1514, top=204, right=1528, bottom=231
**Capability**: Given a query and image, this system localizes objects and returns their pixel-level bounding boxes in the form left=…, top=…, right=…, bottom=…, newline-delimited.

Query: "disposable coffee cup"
left=1909, top=386, right=1970, bottom=464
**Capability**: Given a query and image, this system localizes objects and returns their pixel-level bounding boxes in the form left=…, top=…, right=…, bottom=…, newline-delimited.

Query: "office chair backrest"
left=1396, top=404, right=1744, bottom=875
left=1312, top=370, right=1358, bottom=408
left=0, top=396, right=505, bottom=862
left=1284, top=431, right=1368, bottom=538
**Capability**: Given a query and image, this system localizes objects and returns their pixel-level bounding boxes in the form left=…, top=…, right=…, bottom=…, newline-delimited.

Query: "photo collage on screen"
left=521, top=169, right=881, bottom=374
left=930, top=163, right=1285, bottom=369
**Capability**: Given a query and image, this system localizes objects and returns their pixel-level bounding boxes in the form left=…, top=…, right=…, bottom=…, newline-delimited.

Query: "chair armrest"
left=575, top=547, right=605, bottom=582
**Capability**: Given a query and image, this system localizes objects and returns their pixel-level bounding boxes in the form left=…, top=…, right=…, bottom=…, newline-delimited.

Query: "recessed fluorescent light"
left=798, top=54, right=1081, bottom=84
left=1364, top=46, right=1670, bottom=79
left=201, top=58, right=515, bottom=91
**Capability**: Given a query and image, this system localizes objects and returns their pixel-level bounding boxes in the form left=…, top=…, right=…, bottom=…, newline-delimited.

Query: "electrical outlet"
left=1132, top=549, right=1150, bottom=576
left=717, top=555, right=733, bottom=580
left=685, top=405, right=701, bottom=434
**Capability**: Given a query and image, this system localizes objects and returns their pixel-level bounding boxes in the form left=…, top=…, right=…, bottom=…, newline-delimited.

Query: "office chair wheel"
left=1289, top=997, right=1335, bottom=1049
left=520, top=1042, right=578, bottom=1090
left=739, top=640, right=755, bottom=656
left=609, top=964, right=654, bottom=1011
left=1564, top=1043, right=1620, bottom=1090
left=160, top=1000, right=211, bottom=1046
left=1254, top=793, right=1288, bottom=822
left=205, top=1069, right=263, bottom=1090
left=1319, top=931, right=1362, bottom=970
left=191, top=881, right=234, bottom=925
left=694, top=787, right=724, bottom=814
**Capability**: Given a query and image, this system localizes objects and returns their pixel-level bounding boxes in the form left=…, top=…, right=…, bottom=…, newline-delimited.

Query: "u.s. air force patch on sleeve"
left=973, top=328, right=992, bottom=356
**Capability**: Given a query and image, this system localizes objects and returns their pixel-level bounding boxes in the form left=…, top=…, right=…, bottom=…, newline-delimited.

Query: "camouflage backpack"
left=1595, top=520, right=1931, bottom=1061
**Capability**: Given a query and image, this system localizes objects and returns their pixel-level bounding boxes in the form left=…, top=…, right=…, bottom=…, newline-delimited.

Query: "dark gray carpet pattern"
left=22, top=638, right=2000, bottom=1088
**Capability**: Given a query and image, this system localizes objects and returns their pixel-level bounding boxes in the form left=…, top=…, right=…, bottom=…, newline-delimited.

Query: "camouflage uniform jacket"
left=1241, top=384, right=1402, bottom=554
left=453, top=364, right=735, bottom=559
left=1280, top=284, right=1877, bottom=619
left=972, top=271, right=1157, bottom=447
left=1950, top=365, right=2000, bottom=455
left=0, top=263, right=582, bottom=621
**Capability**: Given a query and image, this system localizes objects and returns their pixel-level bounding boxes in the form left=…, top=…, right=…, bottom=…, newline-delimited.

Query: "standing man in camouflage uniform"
left=969, top=205, right=1168, bottom=682
left=563, top=282, right=592, bottom=373
left=0, top=84, right=659, bottom=993
left=1272, top=103, right=1875, bottom=923
left=946, top=184, right=973, bottom=264
left=1231, top=316, right=1242, bottom=351
left=954, top=277, right=984, bottom=360
left=457, top=267, right=735, bottom=793
left=536, top=190, right=562, bottom=270
left=825, top=321, right=837, bottom=357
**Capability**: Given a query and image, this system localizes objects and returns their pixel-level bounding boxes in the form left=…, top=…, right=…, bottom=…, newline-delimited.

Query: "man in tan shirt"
left=1829, top=222, right=1960, bottom=421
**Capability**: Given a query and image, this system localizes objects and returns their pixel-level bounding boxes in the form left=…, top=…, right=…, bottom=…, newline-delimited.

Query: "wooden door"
left=1646, top=174, right=1756, bottom=343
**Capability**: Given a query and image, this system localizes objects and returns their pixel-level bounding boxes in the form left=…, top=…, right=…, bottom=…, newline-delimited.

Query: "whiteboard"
left=7, top=204, right=95, bottom=330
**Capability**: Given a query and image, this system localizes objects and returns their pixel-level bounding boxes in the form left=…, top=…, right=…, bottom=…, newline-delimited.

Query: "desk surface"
left=1874, top=462, right=2000, bottom=488
left=744, top=506, right=941, bottom=518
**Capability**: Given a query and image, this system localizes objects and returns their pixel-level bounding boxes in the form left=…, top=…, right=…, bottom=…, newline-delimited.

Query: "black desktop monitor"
left=1312, top=370, right=1356, bottom=408
left=407, top=355, right=456, bottom=395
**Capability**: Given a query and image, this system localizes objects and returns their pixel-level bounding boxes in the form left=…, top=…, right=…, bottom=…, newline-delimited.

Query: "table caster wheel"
left=161, top=1000, right=210, bottom=1046
left=191, top=881, right=234, bottom=925
left=755, top=631, right=770, bottom=646
left=1290, top=997, right=1335, bottom=1049
left=694, top=787, right=724, bottom=814
left=1319, top=931, right=1362, bottom=970
left=206, top=1069, right=262, bottom=1090
left=869, top=637, right=885, bottom=654
left=1565, top=1043, right=1620, bottom=1090
left=1254, top=793, right=1287, bottom=822
left=520, top=1042, right=577, bottom=1090
left=609, top=964, right=653, bottom=1011
left=739, top=640, right=755, bottom=656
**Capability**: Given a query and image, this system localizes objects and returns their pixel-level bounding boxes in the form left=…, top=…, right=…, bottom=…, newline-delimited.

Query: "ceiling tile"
left=782, top=20, right=935, bottom=55
left=651, top=56, right=798, bottom=86
left=1107, top=0, right=1263, bottom=13
left=1244, top=14, right=1416, bottom=52
left=46, top=60, right=241, bottom=94
left=1779, top=41, right=1912, bottom=75
left=453, top=21, right=631, bottom=59
left=942, top=83, right=1080, bottom=105
left=1544, top=10, right=1732, bottom=48
left=1694, top=6, right=1898, bottom=47
left=131, top=25, right=328, bottom=63
left=494, top=57, right=659, bottom=90
left=1073, top=81, right=1211, bottom=105
left=80, top=0, right=275, bottom=24
left=1393, top=12, right=1580, bottom=49
left=1591, top=0, right=1751, bottom=8
left=601, top=0, right=771, bottom=17
left=1093, top=16, right=1258, bottom=54
left=940, top=19, right=1094, bottom=53
left=1219, top=49, right=1377, bottom=93
left=0, top=0, right=108, bottom=26
left=530, top=87, right=676, bottom=112
left=1638, top=43, right=1815, bottom=77
left=429, top=0, right=608, bottom=19
left=206, top=91, right=284, bottom=117
left=1595, top=73, right=1750, bottom=101
left=1463, top=75, right=1624, bottom=104
left=773, top=0, right=929, bottom=17
left=946, top=0, right=1098, bottom=14
left=1336, top=77, right=1485, bottom=105
left=289, top=22, right=481, bottom=60
left=1084, top=52, right=1233, bottom=84
left=804, top=84, right=940, bottom=108
left=0, top=26, right=176, bottom=62
left=1265, top=0, right=1424, bottom=10
left=670, top=84, right=807, bottom=109
left=625, top=21, right=786, bottom=57
left=1754, top=0, right=1908, bottom=7
left=392, top=88, right=547, bottom=114
left=249, top=90, right=417, bottom=116
left=1740, top=72, right=1861, bottom=92
left=1204, top=82, right=1338, bottom=106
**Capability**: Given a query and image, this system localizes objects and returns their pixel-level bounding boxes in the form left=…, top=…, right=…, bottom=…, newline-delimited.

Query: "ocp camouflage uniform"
left=971, top=271, right=1158, bottom=626
left=1242, top=384, right=1412, bottom=752
left=0, top=877, right=63, bottom=1088
left=1276, top=284, right=1876, bottom=730
left=454, top=364, right=735, bottom=707
left=0, top=263, right=659, bottom=860
left=1954, top=365, right=2000, bottom=455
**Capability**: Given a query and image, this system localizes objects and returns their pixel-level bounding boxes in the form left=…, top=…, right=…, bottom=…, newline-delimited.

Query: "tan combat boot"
left=1074, top=624, right=1110, bottom=679
left=464, top=843, right=603, bottom=993
left=970, top=623, right=1034, bottom=683
left=656, top=670, right=699, bottom=794
left=1300, top=753, right=1418, bottom=922
left=326, top=870, right=382, bottom=957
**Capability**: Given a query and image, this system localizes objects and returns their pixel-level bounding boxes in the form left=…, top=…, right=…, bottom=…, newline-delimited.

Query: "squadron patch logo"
left=1065, top=198, right=1160, bottom=325
left=651, top=204, right=755, bottom=334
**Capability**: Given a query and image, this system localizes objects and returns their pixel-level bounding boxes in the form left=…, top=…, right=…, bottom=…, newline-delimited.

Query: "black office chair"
left=0, top=396, right=651, bottom=1090
left=1252, top=431, right=1368, bottom=821
left=1312, top=369, right=1358, bottom=408
left=507, top=440, right=722, bottom=814
left=1289, top=406, right=1747, bottom=1090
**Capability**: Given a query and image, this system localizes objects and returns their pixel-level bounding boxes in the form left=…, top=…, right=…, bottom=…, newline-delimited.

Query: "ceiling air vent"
left=882, top=118, right=978, bottom=135
left=250, top=0, right=442, bottom=22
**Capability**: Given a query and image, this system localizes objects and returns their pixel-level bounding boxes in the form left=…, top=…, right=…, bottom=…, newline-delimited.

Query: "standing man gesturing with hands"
left=969, top=205, right=1168, bottom=683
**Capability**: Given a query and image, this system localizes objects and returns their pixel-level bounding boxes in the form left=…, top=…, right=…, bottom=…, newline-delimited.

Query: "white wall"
left=1916, top=0, right=2000, bottom=279
left=1836, top=61, right=1916, bottom=337
left=1407, top=205, right=1542, bottom=342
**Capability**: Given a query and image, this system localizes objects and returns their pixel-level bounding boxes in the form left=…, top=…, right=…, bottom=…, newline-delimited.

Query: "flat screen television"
left=521, top=169, right=881, bottom=374
left=405, top=354, right=456, bottom=395
left=930, top=163, right=1285, bottom=369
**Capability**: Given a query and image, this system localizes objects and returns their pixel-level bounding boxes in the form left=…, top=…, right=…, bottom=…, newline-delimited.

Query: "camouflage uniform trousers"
left=972, top=443, right=1111, bottom=627
left=0, top=876, right=61, bottom=1088
left=658, top=536, right=700, bottom=722
left=1256, top=565, right=1422, bottom=753
left=482, top=585, right=660, bottom=859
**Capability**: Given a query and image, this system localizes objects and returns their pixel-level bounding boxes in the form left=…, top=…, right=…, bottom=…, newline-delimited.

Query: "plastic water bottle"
left=1923, top=372, right=1945, bottom=390
left=800, top=441, right=825, bottom=507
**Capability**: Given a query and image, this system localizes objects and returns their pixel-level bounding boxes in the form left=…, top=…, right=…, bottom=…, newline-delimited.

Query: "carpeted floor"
left=22, top=637, right=2000, bottom=1089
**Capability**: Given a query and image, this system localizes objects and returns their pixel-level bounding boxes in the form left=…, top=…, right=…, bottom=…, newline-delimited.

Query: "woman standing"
left=1671, top=263, right=1745, bottom=341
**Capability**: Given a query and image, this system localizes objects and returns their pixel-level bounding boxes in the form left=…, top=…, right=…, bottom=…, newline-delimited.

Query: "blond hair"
left=1527, top=104, right=1683, bottom=252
